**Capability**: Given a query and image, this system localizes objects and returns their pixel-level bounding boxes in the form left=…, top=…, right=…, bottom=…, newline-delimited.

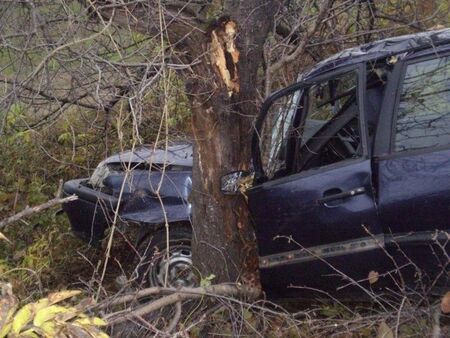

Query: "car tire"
left=134, top=226, right=197, bottom=288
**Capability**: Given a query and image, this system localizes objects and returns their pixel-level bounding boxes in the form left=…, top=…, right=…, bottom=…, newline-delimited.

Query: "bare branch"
left=104, top=284, right=261, bottom=325
left=0, top=195, right=78, bottom=229
left=268, top=0, right=332, bottom=74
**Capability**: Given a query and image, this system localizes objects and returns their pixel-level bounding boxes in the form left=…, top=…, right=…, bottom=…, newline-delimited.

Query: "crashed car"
left=65, top=29, right=450, bottom=298
left=63, top=143, right=194, bottom=287
left=222, top=29, right=450, bottom=298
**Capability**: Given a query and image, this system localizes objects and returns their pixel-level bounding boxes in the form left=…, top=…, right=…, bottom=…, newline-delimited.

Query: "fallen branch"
left=104, top=284, right=261, bottom=326
left=0, top=195, right=77, bottom=229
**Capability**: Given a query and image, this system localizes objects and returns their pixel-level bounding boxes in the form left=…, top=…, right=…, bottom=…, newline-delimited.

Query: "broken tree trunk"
left=187, top=2, right=274, bottom=284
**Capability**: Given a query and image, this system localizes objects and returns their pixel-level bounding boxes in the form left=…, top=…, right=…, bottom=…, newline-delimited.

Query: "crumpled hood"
left=100, top=142, right=193, bottom=167
left=90, top=142, right=192, bottom=188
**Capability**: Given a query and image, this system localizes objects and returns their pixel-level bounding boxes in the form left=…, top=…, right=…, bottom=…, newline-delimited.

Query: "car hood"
left=100, top=142, right=193, bottom=167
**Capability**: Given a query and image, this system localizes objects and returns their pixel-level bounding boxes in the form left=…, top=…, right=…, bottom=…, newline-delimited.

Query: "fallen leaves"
left=0, top=287, right=108, bottom=338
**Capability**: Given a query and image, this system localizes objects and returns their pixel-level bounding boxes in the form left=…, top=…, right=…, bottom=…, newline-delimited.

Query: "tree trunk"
left=187, top=1, right=274, bottom=284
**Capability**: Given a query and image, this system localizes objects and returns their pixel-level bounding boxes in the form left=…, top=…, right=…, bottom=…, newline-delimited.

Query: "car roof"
left=305, top=28, right=450, bottom=79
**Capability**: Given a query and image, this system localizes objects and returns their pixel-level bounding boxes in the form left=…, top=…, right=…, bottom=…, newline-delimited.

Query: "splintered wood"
left=210, top=20, right=240, bottom=96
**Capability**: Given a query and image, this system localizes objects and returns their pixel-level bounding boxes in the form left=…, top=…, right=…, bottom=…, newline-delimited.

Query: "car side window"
left=295, top=71, right=362, bottom=172
left=395, top=55, right=450, bottom=152
left=259, top=89, right=304, bottom=180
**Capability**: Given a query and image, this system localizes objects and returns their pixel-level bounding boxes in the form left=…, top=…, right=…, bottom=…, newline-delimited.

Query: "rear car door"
left=374, top=49, right=450, bottom=290
left=248, top=66, right=385, bottom=298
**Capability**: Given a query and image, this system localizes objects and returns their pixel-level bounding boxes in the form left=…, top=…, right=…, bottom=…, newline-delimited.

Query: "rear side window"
left=395, top=56, right=450, bottom=152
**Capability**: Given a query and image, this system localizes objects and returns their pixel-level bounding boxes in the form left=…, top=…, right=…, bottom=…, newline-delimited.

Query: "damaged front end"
left=62, top=143, right=193, bottom=244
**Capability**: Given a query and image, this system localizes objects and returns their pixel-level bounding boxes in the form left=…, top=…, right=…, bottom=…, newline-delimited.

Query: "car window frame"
left=292, top=64, right=368, bottom=174
left=374, top=45, right=450, bottom=159
left=251, top=63, right=369, bottom=186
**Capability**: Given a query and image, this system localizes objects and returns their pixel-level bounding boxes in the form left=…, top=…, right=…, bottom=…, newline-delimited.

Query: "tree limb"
left=104, top=284, right=261, bottom=325
left=268, top=0, right=332, bottom=74
left=0, top=195, right=78, bottom=229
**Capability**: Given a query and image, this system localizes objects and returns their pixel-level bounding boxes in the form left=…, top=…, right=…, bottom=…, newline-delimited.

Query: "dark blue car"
left=65, top=29, right=450, bottom=298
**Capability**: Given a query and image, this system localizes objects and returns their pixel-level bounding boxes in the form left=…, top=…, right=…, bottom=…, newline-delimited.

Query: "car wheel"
left=135, top=227, right=197, bottom=288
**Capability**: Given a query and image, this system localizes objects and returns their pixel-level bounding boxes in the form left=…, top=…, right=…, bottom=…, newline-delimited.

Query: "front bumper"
left=63, top=178, right=119, bottom=244
left=63, top=172, right=192, bottom=244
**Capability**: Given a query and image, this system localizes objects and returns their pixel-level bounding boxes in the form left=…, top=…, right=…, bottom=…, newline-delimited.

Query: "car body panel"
left=62, top=178, right=117, bottom=243
left=306, top=28, right=450, bottom=79
left=63, top=143, right=193, bottom=243
left=249, top=159, right=387, bottom=297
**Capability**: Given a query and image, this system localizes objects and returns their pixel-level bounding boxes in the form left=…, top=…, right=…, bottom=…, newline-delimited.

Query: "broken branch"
left=104, top=284, right=261, bottom=326
left=0, top=195, right=78, bottom=230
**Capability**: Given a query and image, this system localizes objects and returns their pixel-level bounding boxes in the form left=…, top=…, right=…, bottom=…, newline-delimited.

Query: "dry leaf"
left=377, top=321, right=394, bottom=338
left=440, top=291, right=450, bottom=314
left=368, top=270, right=379, bottom=285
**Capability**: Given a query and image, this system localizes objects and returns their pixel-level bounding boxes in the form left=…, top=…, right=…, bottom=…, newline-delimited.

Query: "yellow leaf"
left=73, top=316, right=107, bottom=327
left=54, top=306, right=79, bottom=322
left=38, top=321, right=57, bottom=337
left=32, top=298, right=50, bottom=312
left=11, top=304, right=33, bottom=334
left=47, top=290, right=81, bottom=305
left=17, top=328, right=39, bottom=337
left=0, top=322, right=11, bottom=338
left=33, top=305, right=73, bottom=327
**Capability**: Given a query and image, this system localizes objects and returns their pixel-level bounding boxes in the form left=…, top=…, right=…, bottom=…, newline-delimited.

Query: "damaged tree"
left=187, top=7, right=274, bottom=284
left=91, top=0, right=276, bottom=283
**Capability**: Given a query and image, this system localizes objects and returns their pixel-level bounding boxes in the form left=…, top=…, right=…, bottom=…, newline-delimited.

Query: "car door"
left=374, top=50, right=450, bottom=290
left=248, top=66, right=386, bottom=298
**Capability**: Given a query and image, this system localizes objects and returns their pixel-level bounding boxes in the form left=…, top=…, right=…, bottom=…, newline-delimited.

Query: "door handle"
left=317, top=187, right=366, bottom=206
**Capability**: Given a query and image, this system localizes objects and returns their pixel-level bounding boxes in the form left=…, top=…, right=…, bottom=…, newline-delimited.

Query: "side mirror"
left=220, top=171, right=252, bottom=195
